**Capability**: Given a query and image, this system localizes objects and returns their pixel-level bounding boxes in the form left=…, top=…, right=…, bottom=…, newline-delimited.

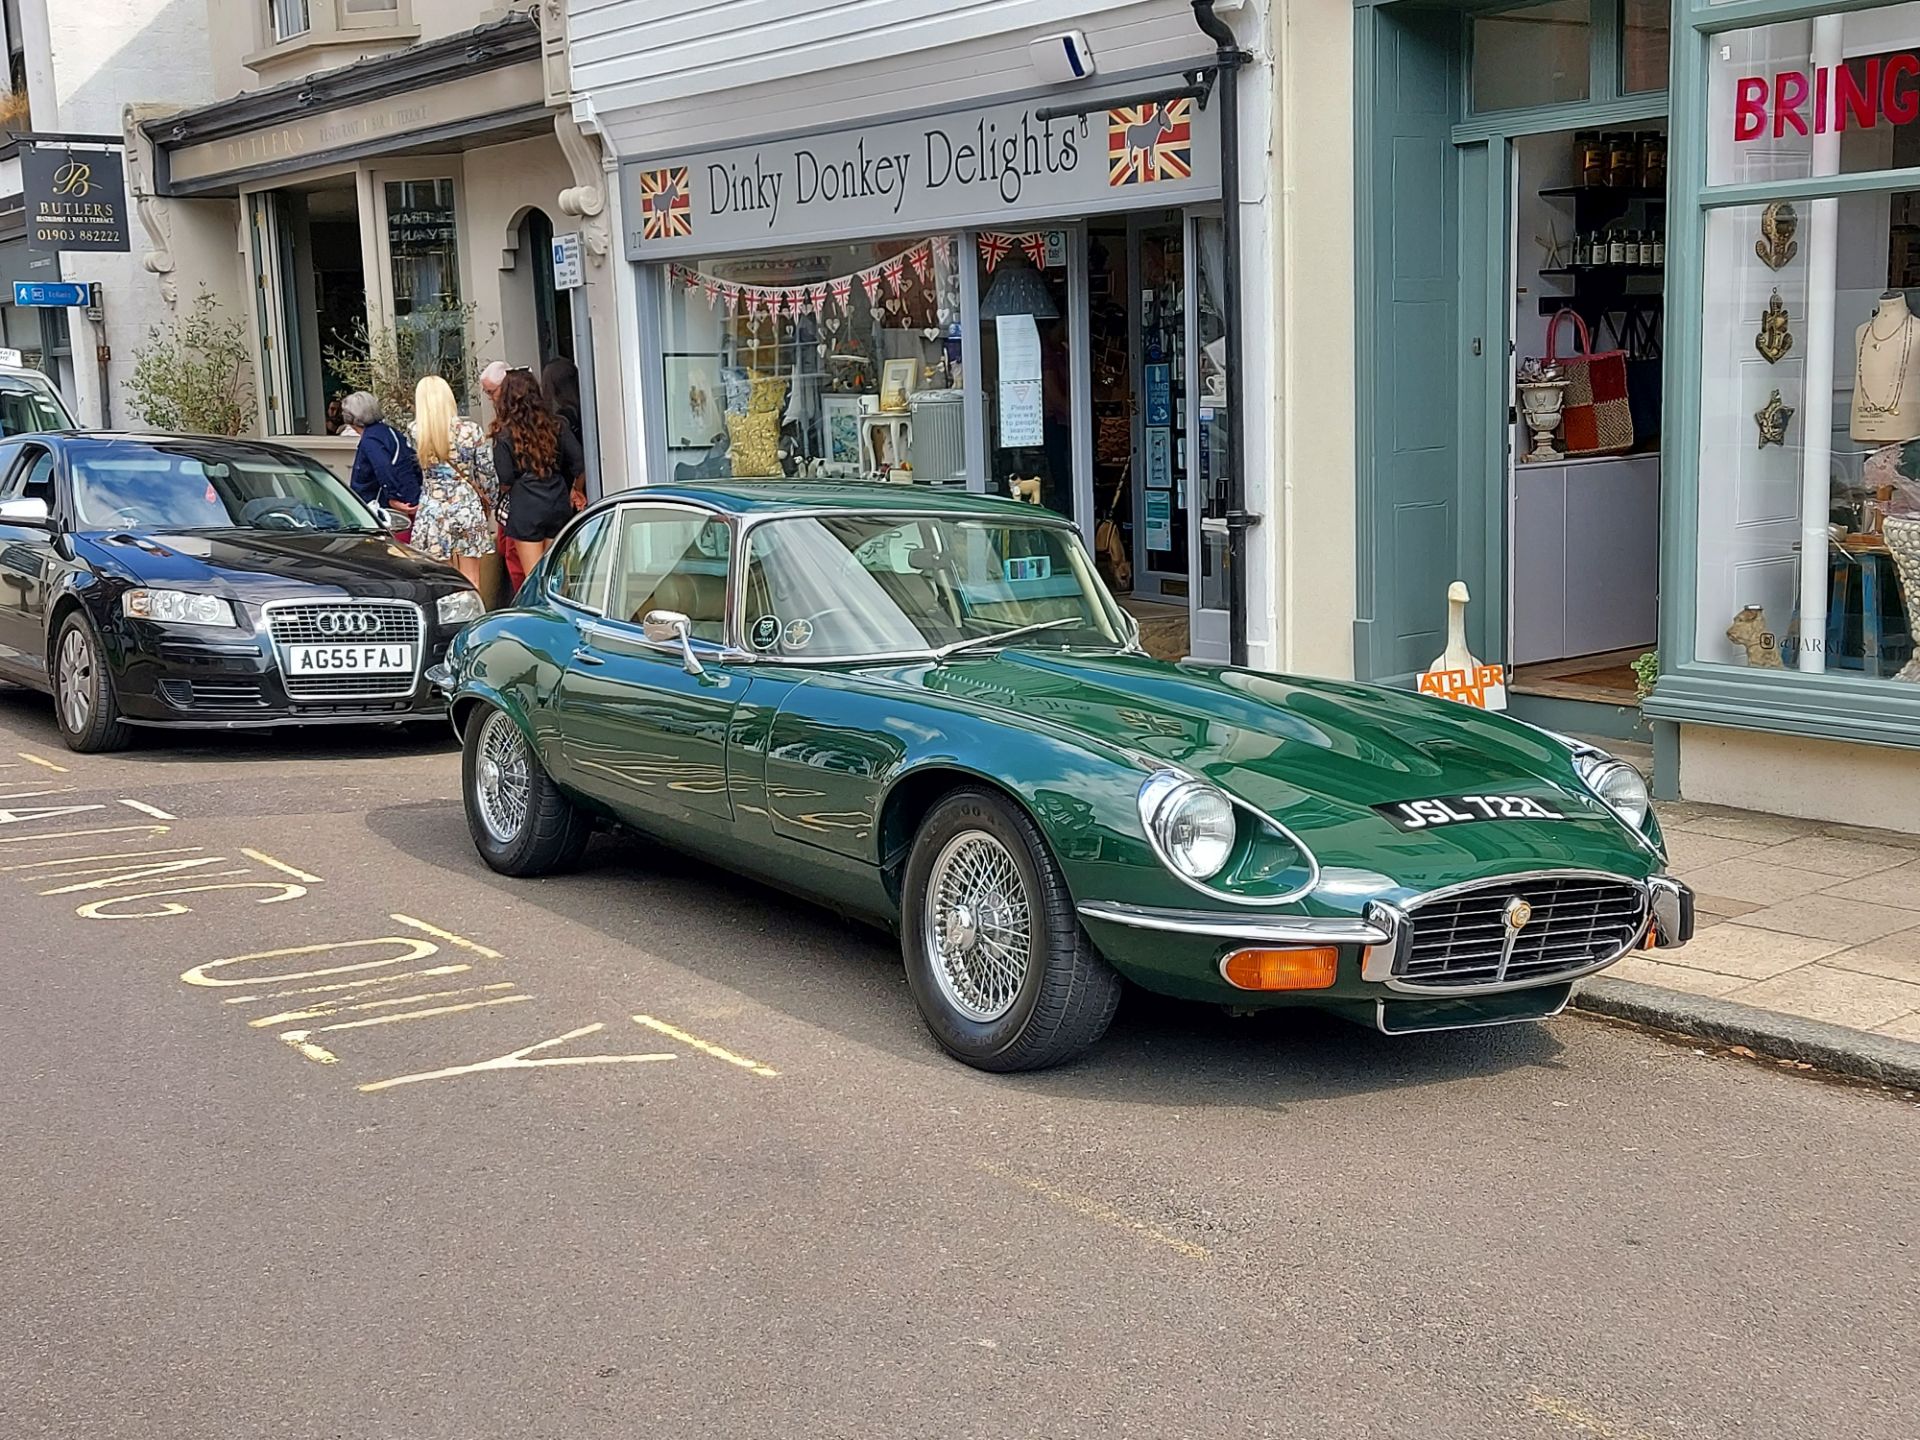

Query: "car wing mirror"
left=373, top=504, right=407, bottom=532
left=0, top=496, right=51, bottom=526
left=642, top=608, right=705, bottom=676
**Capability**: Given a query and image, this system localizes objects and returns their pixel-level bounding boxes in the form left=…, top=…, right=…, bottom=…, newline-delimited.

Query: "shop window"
left=1621, top=0, right=1670, bottom=94
left=1472, top=0, right=1594, bottom=112
left=977, top=237, right=1073, bottom=519
left=1694, top=191, right=1920, bottom=682
left=385, top=179, right=466, bottom=407
left=1707, top=3, right=1920, bottom=187
left=655, top=236, right=963, bottom=488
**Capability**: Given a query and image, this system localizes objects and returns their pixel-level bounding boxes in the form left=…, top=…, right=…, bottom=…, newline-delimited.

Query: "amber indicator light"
left=1222, top=947, right=1339, bottom=991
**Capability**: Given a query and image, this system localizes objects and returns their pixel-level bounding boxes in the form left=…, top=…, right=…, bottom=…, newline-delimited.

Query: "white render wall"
left=16, top=0, right=218, bottom=427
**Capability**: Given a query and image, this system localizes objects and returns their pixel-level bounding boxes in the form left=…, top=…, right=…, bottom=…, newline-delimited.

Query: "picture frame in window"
left=879, top=359, right=918, bottom=414
left=821, top=393, right=872, bottom=475
left=663, top=353, right=725, bottom=449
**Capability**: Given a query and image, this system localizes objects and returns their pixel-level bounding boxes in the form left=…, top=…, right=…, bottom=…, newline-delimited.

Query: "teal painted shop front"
left=1357, top=0, right=1920, bottom=802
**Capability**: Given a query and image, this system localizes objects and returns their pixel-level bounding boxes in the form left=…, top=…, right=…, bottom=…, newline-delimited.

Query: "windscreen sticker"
left=1373, top=794, right=1567, bottom=830
left=1005, top=555, right=1052, bottom=582
left=781, top=618, right=815, bottom=651
left=750, top=614, right=781, bottom=651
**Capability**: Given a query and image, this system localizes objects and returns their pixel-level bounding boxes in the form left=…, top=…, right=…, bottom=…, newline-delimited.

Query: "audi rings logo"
left=313, top=610, right=383, bottom=637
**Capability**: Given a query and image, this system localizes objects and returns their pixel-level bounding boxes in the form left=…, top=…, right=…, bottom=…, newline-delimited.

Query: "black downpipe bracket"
left=1190, top=0, right=1255, bottom=668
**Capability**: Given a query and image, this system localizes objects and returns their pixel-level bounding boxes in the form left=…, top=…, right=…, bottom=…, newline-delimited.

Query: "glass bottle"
left=1577, top=132, right=1606, bottom=188
left=1610, top=229, right=1628, bottom=266
left=1608, top=133, right=1637, bottom=188
left=1652, top=230, right=1665, bottom=266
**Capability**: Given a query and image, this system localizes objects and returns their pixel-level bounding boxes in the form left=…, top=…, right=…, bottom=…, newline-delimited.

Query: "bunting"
left=663, top=240, right=933, bottom=323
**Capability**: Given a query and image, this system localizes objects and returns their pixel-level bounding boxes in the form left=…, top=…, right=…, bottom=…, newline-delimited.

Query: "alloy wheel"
left=922, top=829, right=1034, bottom=1022
left=473, top=710, right=532, bottom=844
left=57, top=627, right=94, bottom=735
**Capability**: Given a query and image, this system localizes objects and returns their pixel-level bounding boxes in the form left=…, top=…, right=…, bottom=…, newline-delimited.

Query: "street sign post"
left=12, top=281, right=88, bottom=307
left=551, top=232, right=584, bottom=291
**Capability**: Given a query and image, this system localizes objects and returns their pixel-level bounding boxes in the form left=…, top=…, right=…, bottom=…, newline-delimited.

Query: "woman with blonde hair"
left=408, top=374, right=497, bottom=591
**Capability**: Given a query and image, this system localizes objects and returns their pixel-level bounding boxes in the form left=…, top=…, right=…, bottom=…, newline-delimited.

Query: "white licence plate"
left=284, top=643, right=416, bottom=676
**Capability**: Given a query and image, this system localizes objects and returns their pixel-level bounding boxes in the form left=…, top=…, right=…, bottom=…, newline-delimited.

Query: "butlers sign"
left=1731, top=53, right=1920, bottom=140
left=621, top=89, right=1220, bottom=260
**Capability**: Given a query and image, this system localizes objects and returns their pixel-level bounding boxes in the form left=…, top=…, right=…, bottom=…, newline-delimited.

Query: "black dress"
left=494, top=428, right=584, bottom=542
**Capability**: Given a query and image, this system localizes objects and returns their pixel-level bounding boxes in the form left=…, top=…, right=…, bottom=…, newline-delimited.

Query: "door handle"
left=570, top=647, right=605, bottom=667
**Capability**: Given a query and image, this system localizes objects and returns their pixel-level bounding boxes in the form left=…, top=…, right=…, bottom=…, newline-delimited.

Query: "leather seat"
left=631, top=568, right=728, bottom=641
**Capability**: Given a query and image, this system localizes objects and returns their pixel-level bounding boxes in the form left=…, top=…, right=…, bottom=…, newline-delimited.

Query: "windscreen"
left=69, top=442, right=380, bottom=534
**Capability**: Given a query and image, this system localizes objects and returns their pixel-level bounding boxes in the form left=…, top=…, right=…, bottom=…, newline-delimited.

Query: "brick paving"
left=1619, top=800, right=1920, bottom=1041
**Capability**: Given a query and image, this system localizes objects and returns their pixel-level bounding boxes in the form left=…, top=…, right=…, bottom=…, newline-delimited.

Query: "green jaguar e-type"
left=431, top=484, right=1692, bottom=1071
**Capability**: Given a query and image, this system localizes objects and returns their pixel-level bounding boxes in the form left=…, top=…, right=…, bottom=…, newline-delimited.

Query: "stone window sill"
left=243, top=24, right=422, bottom=79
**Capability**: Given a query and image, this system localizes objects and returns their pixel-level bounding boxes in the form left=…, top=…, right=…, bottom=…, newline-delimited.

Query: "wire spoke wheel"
left=473, top=710, right=532, bottom=844
left=923, top=829, right=1034, bottom=1022
left=57, top=628, right=94, bottom=735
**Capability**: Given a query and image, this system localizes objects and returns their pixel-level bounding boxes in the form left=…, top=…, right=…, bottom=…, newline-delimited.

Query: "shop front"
left=620, top=84, right=1239, bottom=661
left=1355, top=0, right=1920, bottom=827
left=136, top=12, right=626, bottom=490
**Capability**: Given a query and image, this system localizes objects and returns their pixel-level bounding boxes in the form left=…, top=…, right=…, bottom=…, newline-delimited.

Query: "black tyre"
left=52, top=611, right=133, bottom=753
left=901, top=787, right=1121, bottom=1072
left=461, top=703, right=591, bottom=876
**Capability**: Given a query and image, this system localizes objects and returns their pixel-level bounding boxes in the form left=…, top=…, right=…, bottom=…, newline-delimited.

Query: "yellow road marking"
left=41, top=858, right=241, bottom=895
left=632, top=1013, right=779, bottom=1078
left=3, top=847, right=201, bottom=871
left=77, top=880, right=306, bottom=920
left=240, top=848, right=323, bottom=884
left=220, top=964, right=472, bottom=1005
left=359, top=1022, right=677, bottom=1093
left=18, top=752, right=68, bottom=772
left=0, top=824, right=168, bottom=847
left=977, top=1160, right=1210, bottom=1261
left=304, top=994, right=531, bottom=1033
left=278, top=1033, right=340, bottom=1065
left=250, top=982, right=517, bottom=1028
left=1526, top=1393, right=1658, bottom=1440
left=117, top=799, right=176, bottom=820
left=183, top=937, right=438, bottom=988
left=390, top=913, right=503, bottom=959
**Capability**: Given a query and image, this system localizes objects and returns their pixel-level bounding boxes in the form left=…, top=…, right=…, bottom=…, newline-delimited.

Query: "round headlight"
left=1140, top=773, right=1237, bottom=880
left=1579, top=755, right=1650, bottom=829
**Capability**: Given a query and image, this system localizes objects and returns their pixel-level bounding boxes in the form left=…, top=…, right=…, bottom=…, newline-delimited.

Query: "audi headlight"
left=1139, top=770, right=1237, bottom=881
left=122, top=588, right=236, bottom=627
left=437, top=590, right=485, bottom=628
left=1575, top=752, right=1651, bottom=829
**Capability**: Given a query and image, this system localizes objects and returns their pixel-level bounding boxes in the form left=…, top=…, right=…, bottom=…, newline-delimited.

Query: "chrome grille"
left=1398, top=875, right=1647, bottom=989
left=265, top=600, right=423, bottom=701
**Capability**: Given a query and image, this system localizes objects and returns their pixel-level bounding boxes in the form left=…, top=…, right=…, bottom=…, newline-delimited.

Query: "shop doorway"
left=1078, top=212, right=1229, bottom=662
left=515, top=207, right=574, bottom=370
left=1467, top=125, right=1667, bottom=710
left=246, top=178, right=366, bottom=437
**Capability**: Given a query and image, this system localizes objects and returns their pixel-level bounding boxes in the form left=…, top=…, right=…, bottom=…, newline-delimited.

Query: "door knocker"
left=1755, top=289, right=1793, bottom=364
left=1755, top=388, right=1795, bottom=448
left=1756, top=202, right=1799, bottom=270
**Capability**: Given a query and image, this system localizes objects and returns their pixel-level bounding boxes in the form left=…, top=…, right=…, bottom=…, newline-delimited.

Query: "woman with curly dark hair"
left=489, top=368, right=584, bottom=575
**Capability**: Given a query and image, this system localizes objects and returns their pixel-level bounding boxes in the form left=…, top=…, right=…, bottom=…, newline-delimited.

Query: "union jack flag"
left=639, top=167, right=693, bottom=240
left=1020, top=232, right=1048, bottom=267
left=830, top=277, right=853, bottom=312
left=1107, top=100, right=1193, bottom=187
left=976, top=231, right=1012, bottom=271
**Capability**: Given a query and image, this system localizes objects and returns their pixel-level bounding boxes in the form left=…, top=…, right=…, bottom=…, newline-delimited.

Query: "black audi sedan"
left=0, top=432, right=484, bottom=751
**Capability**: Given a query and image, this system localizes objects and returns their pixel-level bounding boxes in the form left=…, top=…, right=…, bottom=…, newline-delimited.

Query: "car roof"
left=25, top=430, right=316, bottom=457
left=626, top=482, right=1072, bottom=522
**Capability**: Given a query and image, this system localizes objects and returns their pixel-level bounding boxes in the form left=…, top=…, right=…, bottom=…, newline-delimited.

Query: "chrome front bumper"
left=1079, top=874, right=1695, bottom=998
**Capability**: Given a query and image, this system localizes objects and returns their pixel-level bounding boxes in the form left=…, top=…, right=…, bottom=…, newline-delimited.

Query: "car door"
left=0, top=443, right=60, bottom=683
left=548, top=502, right=747, bottom=840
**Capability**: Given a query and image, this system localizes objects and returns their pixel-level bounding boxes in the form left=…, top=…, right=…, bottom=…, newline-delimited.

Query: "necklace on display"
left=1859, top=313, right=1914, bottom=416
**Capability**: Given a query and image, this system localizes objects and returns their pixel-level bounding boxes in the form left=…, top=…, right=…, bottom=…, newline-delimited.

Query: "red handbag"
left=1546, top=309, right=1634, bottom=456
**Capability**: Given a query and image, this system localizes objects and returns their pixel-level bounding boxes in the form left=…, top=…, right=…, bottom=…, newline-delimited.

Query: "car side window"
left=546, top=512, right=613, bottom=611
left=0, top=442, right=25, bottom=498
left=13, top=448, right=54, bottom=506
left=607, top=505, right=732, bottom=645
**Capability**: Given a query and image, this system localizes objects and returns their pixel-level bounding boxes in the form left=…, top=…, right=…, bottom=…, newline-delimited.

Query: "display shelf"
left=1539, top=184, right=1665, bottom=201
left=1541, top=266, right=1665, bottom=278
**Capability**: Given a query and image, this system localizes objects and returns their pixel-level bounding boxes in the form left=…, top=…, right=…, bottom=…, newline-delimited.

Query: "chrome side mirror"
left=0, top=496, right=51, bottom=526
left=642, top=608, right=705, bottom=676
left=373, top=504, right=407, bottom=532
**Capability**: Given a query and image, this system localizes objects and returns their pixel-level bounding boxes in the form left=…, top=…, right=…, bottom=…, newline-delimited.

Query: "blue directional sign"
left=12, top=281, right=88, bottom=307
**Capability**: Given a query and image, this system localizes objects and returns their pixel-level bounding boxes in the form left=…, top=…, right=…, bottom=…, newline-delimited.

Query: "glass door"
left=1134, top=217, right=1190, bottom=601
left=245, top=192, right=294, bottom=436
left=1187, top=211, right=1231, bottom=662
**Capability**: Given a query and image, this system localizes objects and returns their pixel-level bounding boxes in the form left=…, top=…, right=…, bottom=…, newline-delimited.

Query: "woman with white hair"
left=408, top=375, right=496, bottom=591
left=344, top=391, right=421, bottom=521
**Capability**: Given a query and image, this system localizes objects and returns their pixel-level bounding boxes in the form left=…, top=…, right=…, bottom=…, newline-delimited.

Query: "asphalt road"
left=0, top=687, right=1915, bottom=1440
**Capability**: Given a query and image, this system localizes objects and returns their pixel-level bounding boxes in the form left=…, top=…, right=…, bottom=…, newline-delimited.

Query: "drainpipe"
left=1191, top=0, right=1254, bottom=668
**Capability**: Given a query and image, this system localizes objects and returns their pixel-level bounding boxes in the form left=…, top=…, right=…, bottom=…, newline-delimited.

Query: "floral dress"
left=407, top=416, right=498, bottom=560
